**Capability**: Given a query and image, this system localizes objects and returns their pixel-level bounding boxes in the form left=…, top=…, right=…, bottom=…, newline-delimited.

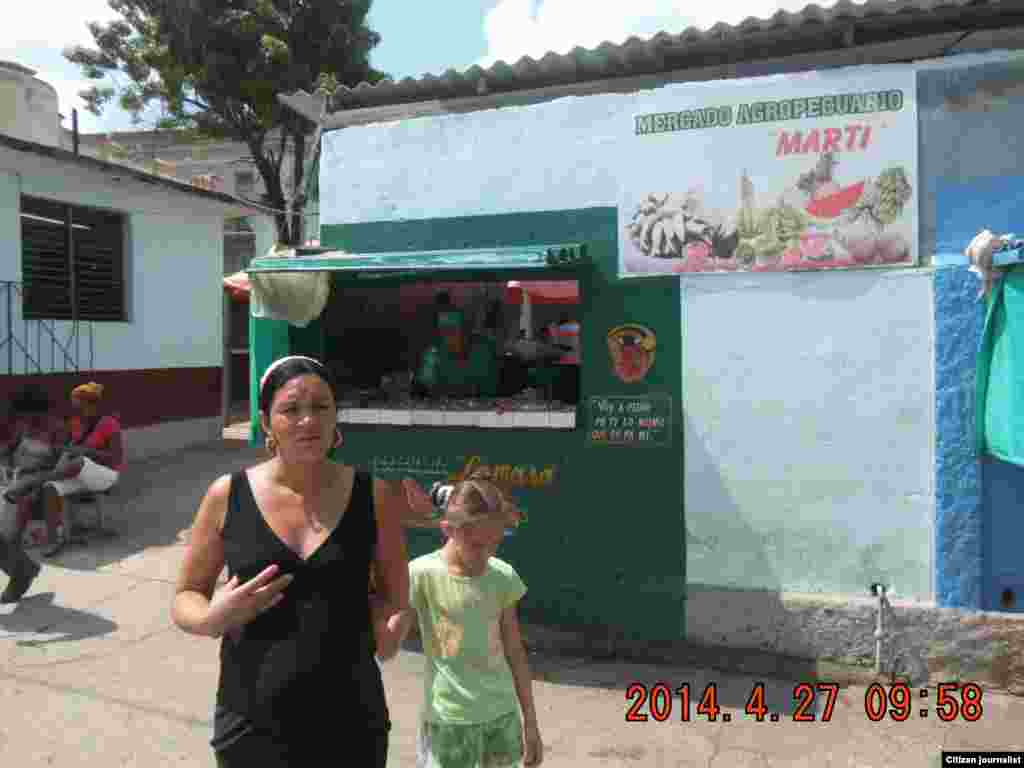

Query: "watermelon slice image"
left=805, top=181, right=865, bottom=220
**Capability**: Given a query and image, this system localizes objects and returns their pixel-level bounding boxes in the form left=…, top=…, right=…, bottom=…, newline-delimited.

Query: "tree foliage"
left=65, top=0, right=389, bottom=244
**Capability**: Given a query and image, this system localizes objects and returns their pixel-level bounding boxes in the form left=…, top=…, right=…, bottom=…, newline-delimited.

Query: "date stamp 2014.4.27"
left=625, top=682, right=985, bottom=724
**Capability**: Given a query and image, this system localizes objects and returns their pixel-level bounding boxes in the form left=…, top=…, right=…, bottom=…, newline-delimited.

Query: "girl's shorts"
left=416, top=711, right=522, bottom=768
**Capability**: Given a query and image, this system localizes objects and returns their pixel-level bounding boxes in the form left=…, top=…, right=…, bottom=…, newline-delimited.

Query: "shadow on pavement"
left=529, top=652, right=830, bottom=720
left=399, top=629, right=825, bottom=720
left=0, top=591, right=119, bottom=646
left=43, top=441, right=265, bottom=574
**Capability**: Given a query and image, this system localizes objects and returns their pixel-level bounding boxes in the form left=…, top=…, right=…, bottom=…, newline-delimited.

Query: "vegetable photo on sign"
left=622, top=154, right=913, bottom=273
left=607, top=325, right=656, bottom=384
left=620, top=72, right=918, bottom=275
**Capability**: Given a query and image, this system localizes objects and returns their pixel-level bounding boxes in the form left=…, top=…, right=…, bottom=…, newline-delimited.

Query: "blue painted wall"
left=933, top=266, right=985, bottom=607
left=925, top=52, right=1024, bottom=609
left=981, top=455, right=1024, bottom=611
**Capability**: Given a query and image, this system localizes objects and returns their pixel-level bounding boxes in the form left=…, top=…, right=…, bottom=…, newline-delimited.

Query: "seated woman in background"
left=40, top=382, right=123, bottom=557
left=1, top=386, right=65, bottom=556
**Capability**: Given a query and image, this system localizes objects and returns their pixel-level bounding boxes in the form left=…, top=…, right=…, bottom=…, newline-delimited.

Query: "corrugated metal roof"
left=300, top=0, right=1024, bottom=114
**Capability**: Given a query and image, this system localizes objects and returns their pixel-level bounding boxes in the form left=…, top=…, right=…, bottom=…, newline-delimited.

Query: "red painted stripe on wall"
left=0, top=367, right=222, bottom=440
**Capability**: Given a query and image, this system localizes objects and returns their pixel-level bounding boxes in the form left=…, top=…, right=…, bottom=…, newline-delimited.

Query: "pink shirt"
left=71, top=415, right=124, bottom=472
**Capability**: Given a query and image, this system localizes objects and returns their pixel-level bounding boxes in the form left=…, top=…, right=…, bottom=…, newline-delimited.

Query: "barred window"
left=20, top=195, right=127, bottom=322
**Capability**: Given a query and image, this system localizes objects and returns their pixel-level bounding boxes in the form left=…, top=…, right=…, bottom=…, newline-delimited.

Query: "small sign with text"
left=587, top=394, right=672, bottom=447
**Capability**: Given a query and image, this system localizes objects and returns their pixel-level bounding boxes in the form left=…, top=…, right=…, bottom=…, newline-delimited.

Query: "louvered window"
left=20, top=195, right=127, bottom=322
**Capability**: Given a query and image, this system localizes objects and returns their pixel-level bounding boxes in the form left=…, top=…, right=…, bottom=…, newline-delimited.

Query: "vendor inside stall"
left=415, top=288, right=500, bottom=399
left=319, top=278, right=580, bottom=423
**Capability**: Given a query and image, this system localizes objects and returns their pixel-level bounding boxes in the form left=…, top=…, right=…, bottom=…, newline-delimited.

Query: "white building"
left=0, top=60, right=267, bottom=458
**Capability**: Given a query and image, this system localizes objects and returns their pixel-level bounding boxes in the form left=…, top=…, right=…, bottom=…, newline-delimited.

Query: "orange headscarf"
left=71, top=382, right=104, bottom=403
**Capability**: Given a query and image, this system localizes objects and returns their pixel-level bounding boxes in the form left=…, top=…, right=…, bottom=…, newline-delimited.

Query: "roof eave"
left=0, top=132, right=267, bottom=213
left=278, top=4, right=1024, bottom=131
left=288, top=32, right=954, bottom=130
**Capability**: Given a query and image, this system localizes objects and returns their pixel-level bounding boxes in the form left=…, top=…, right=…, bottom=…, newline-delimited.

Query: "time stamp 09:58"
left=625, top=681, right=985, bottom=723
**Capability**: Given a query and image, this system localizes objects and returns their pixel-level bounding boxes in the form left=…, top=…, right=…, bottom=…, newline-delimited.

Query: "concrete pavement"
left=0, top=440, right=1020, bottom=767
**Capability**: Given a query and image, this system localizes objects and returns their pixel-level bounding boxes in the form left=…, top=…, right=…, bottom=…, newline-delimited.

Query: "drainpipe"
left=870, top=583, right=887, bottom=675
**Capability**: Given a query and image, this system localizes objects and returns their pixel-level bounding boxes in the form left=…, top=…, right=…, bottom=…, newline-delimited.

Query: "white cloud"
left=478, top=0, right=813, bottom=68
left=34, top=69, right=107, bottom=133
left=1, top=0, right=117, bottom=52
left=0, top=0, right=133, bottom=133
left=0, top=53, right=142, bottom=134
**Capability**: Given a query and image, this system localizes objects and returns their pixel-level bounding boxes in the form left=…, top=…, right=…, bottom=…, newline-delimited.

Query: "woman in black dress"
left=172, top=356, right=422, bottom=766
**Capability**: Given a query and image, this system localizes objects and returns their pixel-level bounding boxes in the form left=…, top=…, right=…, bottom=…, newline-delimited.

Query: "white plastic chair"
left=65, top=431, right=126, bottom=542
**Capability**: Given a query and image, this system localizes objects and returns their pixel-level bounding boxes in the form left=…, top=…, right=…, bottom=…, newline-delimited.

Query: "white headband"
left=259, top=355, right=326, bottom=398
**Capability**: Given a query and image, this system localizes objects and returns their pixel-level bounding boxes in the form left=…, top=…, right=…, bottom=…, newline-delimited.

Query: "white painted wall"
left=319, top=60, right=935, bottom=601
left=0, top=150, right=228, bottom=373
left=0, top=171, right=17, bottom=282
left=682, top=270, right=934, bottom=600
left=321, top=94, right=619, bottom=224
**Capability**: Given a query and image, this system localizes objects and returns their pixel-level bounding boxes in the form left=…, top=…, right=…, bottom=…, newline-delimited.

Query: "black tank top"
left=213, top=469, right=389, bottom=743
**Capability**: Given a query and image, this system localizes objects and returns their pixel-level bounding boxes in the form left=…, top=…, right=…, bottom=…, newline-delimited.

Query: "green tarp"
left=978, top=265, right=1024, bottom=465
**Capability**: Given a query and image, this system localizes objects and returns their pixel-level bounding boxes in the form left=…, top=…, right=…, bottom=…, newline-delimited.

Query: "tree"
left=65, top=0, right=389, bottom=244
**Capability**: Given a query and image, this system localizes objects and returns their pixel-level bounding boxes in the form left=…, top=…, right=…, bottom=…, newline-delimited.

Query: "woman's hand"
left=201, top=564, right=294, bottom=638
left=402, top=478, right=434, bottom=521
left=523, top=721, right=544, bottom=766
left=55, top=452, right=84, bottom=479
left=370, top=594, right=401, bottom=661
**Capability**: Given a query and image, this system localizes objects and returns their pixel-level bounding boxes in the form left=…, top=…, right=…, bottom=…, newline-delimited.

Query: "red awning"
left=227, top=273, right=580, bottom=308
left=505, top=280, right=579, bottom=305
left=223, top=271, right=250, bottom=303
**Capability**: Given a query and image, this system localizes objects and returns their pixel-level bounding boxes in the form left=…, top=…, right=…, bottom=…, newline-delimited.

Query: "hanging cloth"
left=977, top=264, right=1024, bottom=465
left=248, top=246, right=331, bottom=327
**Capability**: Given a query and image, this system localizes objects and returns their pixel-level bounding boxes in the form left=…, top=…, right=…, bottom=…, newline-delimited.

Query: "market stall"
left=246, top=228, right=684, bottom=639
left=247, top=244, right=587, bottom=432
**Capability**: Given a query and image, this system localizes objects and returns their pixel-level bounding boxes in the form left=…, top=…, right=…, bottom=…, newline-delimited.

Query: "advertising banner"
left=619, top=67, right=918, bottom=276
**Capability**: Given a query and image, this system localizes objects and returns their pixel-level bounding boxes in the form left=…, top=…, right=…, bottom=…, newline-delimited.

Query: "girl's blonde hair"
left=445, top=468, right=520, bottom=527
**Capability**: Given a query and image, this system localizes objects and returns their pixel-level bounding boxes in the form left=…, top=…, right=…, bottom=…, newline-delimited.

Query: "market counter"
left=337, top=405, right=576, bottom=429
left=332, top=413, right=684, bottom=643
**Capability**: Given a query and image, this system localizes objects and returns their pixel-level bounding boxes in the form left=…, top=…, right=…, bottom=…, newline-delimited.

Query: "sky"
left=1, top=0, right=812, bottom=136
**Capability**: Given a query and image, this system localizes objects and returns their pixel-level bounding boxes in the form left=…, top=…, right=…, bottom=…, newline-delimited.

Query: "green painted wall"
left=313, top=208, right=684, bottom=640
left=248, top=314, right=291, bottom=441
left=250, top=209, right=683, bottom=639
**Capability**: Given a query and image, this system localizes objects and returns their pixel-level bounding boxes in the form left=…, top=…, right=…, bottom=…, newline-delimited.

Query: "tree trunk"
left=291, top=131, right=305, bottom=245
left=256, top=157, right=295, bottom=245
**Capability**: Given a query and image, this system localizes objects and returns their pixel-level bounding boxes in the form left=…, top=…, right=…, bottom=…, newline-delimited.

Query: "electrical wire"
left=108, top=166, right=323, bottom=219
left=217, top=189, right=321, bottom=218
left=94, top=150, right=322, bottom=218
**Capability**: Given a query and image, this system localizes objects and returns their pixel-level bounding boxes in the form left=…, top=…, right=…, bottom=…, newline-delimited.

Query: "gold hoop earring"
left=265, top=434, right=278, bottom=455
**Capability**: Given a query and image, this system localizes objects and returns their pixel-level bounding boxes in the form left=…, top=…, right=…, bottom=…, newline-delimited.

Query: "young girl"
left=375, top=474, right=543, bottom=768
